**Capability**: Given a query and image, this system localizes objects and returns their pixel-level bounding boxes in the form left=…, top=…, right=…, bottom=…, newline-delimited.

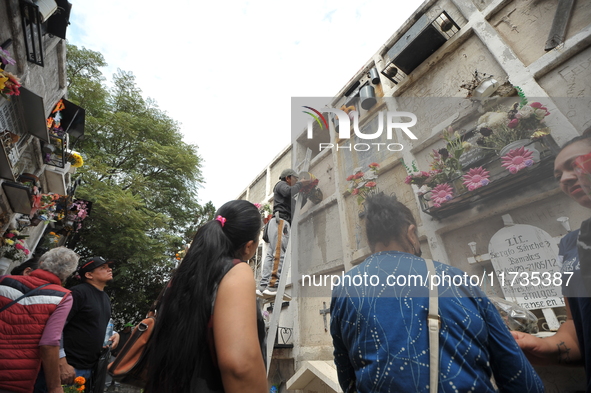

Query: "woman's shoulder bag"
left=107, top=284, right=167, bottom=387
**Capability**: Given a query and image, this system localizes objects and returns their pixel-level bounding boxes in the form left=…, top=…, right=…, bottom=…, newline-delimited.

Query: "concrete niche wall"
left=297, top=203, right=344, bottom=276
left=537, top=45, right=591, bottom=133
left=401, top=34, right=508, bottom=99
left=490, top=0, right=591, bottom=67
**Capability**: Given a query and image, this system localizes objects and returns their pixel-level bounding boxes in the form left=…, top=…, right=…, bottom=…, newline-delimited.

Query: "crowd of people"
left=1, top=133, right=590, bottom=393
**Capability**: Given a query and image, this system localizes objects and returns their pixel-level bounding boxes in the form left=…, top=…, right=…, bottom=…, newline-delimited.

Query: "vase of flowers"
left=0, top=230, right=30, bottom=264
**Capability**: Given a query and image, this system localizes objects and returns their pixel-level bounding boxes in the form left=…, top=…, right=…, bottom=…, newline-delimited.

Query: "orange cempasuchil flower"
left=74, top=376, right=86, bottom=385
left=77, top=385, right=85, bottom=392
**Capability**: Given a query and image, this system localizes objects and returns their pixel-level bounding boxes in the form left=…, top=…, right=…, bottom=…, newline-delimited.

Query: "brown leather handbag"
left=107, top=285, right=166, bottom=387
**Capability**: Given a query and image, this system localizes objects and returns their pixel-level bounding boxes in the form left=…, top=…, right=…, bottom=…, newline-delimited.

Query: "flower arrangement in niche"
left=0, top=230, right=30, bottom=263
left=346, top=163, right=379, bottom=205
left=462, top=167, right=490, bottom=191
left=0, top=46, right=19, bottom=99
left=32, top=193, right=63, bottom=223
left=42, top=232, right=62, bottom=250
left=66, top=200, right=91, bottom=231
left=0, top=67, right=20, bottom=99
left=431, top=183, right=454, bottom=208
left=476, top=89, right=551, bottom=151
left=255, top=203, right=273, bottom=224
left=428, top=127, right=472, bottom=185
left=63, top=376, right=85, bottom=392
left=501, top=146, right=534, bottom=174
left=402, top=160, right=440, bottom=188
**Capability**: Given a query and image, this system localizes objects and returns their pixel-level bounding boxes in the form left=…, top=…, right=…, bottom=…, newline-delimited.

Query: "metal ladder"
left=265, top=149, right=311, bottom=372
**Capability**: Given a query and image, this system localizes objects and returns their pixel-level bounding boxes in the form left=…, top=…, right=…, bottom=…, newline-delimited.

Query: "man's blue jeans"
left=259, top=218, right=290, bottom=290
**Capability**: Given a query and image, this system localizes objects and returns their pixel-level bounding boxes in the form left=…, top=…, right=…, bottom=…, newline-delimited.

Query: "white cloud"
left=68, top=0, right=422, bottom=208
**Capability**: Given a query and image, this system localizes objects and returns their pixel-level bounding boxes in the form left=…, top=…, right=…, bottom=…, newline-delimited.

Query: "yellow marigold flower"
left=531, top=129, right=550, bottom=139
left=0, top=74, right=8, bottom=91
left=4, top=239, right=14, bottom=246
left=68, top=152, right=84, bottom=168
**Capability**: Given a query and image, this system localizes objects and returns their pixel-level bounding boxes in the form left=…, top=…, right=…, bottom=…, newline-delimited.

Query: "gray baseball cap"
left=280, top=169, right=298, bottom=180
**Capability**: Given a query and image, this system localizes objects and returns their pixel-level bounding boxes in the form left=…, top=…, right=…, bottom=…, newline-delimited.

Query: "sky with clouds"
left=67, top=0, right=423, bottom=208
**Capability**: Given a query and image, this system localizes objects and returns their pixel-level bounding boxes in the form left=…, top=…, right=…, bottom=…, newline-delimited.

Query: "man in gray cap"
left=257, top=169, right=309, bottom=298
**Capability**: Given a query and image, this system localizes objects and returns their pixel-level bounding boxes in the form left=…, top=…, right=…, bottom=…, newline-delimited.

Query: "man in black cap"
left=57, top=257, right=120, bottom=392
left=257, top=169, right=309, bottom=298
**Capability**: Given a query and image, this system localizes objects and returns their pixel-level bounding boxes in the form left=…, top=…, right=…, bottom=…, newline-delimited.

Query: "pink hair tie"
left=215, top=215, right=226, bottom=227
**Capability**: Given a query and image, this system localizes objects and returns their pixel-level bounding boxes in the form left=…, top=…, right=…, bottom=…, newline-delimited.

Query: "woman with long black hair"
left=145, top=200, right=267, bottom=393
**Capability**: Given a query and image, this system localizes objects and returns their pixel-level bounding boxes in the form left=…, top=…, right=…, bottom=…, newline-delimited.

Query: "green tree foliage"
left=65, top=44, right=210, bottom=325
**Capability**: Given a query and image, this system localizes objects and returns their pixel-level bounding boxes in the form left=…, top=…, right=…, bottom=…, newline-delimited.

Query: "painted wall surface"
left=249, top=173, right=267, bottom=205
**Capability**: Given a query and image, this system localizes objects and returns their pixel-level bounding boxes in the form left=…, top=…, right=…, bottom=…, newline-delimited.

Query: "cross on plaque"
left=319, top=301, right=330, bottom=332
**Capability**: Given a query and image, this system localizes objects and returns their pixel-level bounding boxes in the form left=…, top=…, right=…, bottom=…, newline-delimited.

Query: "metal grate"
left=20, top=0, right=45, bottom=66
left=274, top=327, right=294, bottom=348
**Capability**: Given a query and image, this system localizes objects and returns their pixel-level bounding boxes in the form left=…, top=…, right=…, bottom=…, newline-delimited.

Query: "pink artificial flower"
left=254, top=203, right=262, bottom=209
left=501, top=146, right=534, bottom=174
left=0, top=47, right=16, bottom=66
left=354, top=172, right=364, bottom=179
left=5, top=233, right=14, bottom=239
left=404, top=175, right=413, bottom=184
left=365, top=181, right=377, bottom=188
left=352, top=188, right=359, bottom=195
left=529, top=102, right=543, bottom=109
left=369, top=162, right=380, bottom=169
left=508, top=119, right=519, bottom=129
left=431, top=183, right=454, bottom=206
left=15, top=243, right=24, bottom=250
left=463, top=167, right=490, bottom=191
left=24, top=249, right=30, bottom=255
left=346, top=175, right=355, bottom=181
